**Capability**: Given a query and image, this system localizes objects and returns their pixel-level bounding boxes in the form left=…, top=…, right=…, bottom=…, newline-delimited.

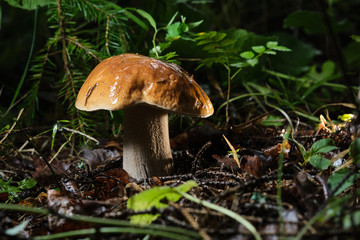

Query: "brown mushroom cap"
left=75, top=53, right=213, bottom=117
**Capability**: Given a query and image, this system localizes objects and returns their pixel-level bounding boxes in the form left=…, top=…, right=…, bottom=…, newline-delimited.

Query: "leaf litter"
left=1, top=113, right=360, bottom=239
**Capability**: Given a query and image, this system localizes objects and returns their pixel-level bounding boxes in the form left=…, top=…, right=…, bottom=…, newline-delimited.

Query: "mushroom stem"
left=123, top=104, right=173, bottom=179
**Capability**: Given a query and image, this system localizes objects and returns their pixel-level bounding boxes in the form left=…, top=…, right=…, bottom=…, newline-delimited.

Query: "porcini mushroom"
left=75, top=53, right=213, bottom=179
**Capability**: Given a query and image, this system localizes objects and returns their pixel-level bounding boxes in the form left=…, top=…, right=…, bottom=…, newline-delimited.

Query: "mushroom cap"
left=75, top=53, right=214, bottom=117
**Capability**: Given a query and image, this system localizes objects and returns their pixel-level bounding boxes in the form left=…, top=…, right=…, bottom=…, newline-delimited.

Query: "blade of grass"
left=174, top=190, right=262, bottom=240
left=0, top=108, right=24, bottom=145
left=33, top=227, right=196, bottom=240
left=0, top=203, right=200, bottom=239
left=216, top=93, right=265, bottom=117
left=294, top=192, right=357, bottom=240
left=263, top=68, right=354, bottom=91
left=277, top=126, right=291, bottom=238
left=223, top=134, right=240, bottom=168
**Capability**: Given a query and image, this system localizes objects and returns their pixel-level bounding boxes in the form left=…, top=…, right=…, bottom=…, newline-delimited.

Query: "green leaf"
left=250, top=192, right=267, bottom=204
left=0, top=179, right=21, bottom=201
left=240, top=51, right=255, bottom=59
left=214, top=32, right=227, bottom=42
left=195, top=31, right=226, bottom=46
left=309, top=138, right=338, bottom=156
left=328, top=168, right=360, bottom=196
left=252, top=45, right=266, bottom=54
left=270, top=45, right=291, bottom=51
left=350, top=138, right=360, bottom=164
left=230, top=61, right=246, bottom=68
left=51, top=123, right=58, bottom=151
left=163, top=52, right=179, bottom=62
left=307, top=60, right=336, bottom=81
left=246, top=58, right=258, bottom=67
left=264, top=50, right=277, bottom=55
left=136, top=9, right=157, bottom=30
left=0, top=125, right=10, bottom=133
left=269, top=32, right=320, bottom=75
left=127, top=180, right=198, bottom=224
left=165, top=21, right=189, bottom=41
left=266, top=41, right=291, bottom=51
left=352, top=35, right=360, bottom=43
left=166, top=22, right=182, bottom=40
left=260, top=114, right=284, bottom=126
left=266, top=41, right=279, bottom=48
left=18, top=178, right=37, bottom=190
left=309, top=155, right=331, bottom=170
left=5, top=220, right=30, bottom=236
left=187, top=20, right=203, bottom=30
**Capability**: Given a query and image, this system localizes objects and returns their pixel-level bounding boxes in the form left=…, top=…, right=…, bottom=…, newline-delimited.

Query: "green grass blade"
left=176, top=190, right=262, bottom=240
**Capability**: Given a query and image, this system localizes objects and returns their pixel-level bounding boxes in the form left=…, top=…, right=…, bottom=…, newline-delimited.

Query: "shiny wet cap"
left=75, top=53, right=214, bottom=117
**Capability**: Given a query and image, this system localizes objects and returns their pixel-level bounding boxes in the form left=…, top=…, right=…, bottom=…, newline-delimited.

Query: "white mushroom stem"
left=123, top=104, right=173, bottom=179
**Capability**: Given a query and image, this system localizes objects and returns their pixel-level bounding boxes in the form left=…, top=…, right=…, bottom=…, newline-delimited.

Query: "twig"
left=49, top=131, right=75, bottom=164
left=192, top=141, right=212, bottom=173
left=170, top=202, right=211, bottom=240
left=17, top=121, right=61, bottom=189
left=0, top=108, right=24, bottom=145
left=61, top=126, right=99, bottom=144
left=315, top=175, right=329, bottom=201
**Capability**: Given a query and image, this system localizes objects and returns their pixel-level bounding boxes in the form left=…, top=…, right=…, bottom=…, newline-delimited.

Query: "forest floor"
left=1, top=113, right=360, bottom=239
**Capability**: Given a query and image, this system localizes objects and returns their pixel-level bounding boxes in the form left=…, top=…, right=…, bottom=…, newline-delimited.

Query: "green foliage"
left=17, top=0, right=143, bottom=137
left=260, top=115, right=284, bottom=126
left=309, top=155, right=332, bottom=171
left=0, top=178, right=37, bottom=202
left=5, top=220, right=30, bottom=236
left=137, top=9, right=202, bottom=60
left=307, top=138, right=338, bottom=157
left=328, top=168, right=360, bottom=196
left=352, top=35, right=360, bottom=43
left=259, top=58, right=341, bottom=115
left=250, top=192, right=267, bottom=204
left=127, top=180, right=198, bottom=224
left=325, top=139, right=360, bottom=196
left=270, top=32, right=320, bottom=76
left=293, top=138, right=338, bottom=168
left=194, top=30, right=290, bottom=70
left=1, top=0, right=359, bottom=141
left=194, top=28, right=291, bottom=124
left=4, top=0, right=53, bottom=10
left=349, top=138, right=360, bottom=164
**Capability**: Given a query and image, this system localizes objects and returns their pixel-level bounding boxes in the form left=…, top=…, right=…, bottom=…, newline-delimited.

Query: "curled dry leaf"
left=94, top=168, right=132, bottom=200
left=47, top=190, right=90, bottom=233
left=241, top=155, right=263, bottom=177
left=82, top=147, right=121, bottom=170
